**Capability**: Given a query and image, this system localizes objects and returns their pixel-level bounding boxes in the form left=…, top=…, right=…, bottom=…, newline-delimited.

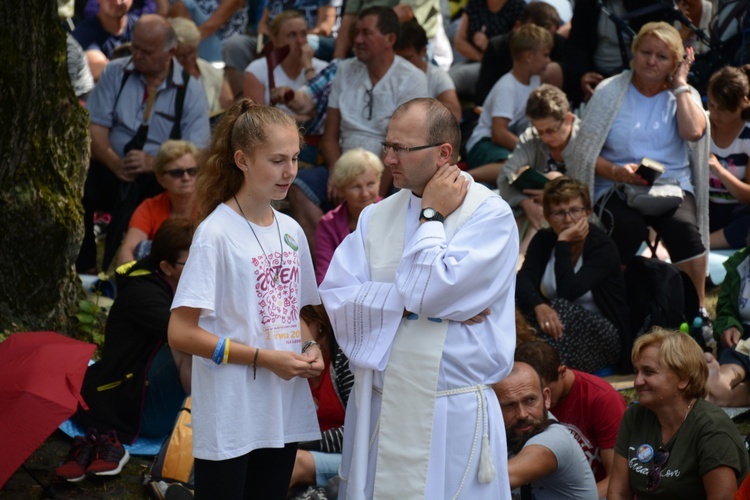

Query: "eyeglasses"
left=381, top=142, right=443, bottom=156
left=646, top=446, right=670, bottom=491
left=164, top=167, right=198, bottom=178
left=363, top=87, right=373, bottom=120
left=532, top=120, right=565, bottom=138
left=549, top=206, right=587, bottom=221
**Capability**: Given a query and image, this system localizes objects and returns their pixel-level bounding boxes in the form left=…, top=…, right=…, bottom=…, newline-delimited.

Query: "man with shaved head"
left=77, top=14, right=209, bottom=273
left=493, top=362, right=598, bottom=499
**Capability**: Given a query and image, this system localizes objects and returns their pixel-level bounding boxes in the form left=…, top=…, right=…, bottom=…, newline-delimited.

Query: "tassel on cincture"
left=477, top=432, right=496, bottom=483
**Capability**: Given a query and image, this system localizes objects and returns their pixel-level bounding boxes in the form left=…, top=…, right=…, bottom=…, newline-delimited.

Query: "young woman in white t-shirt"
left=243, top=10, right=327, bottom=118
left=707, top=65, right=750, bottom=249
left=169, top=99, right=324, bottom=498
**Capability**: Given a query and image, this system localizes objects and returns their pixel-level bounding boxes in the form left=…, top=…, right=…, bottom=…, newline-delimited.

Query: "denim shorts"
left=309, top=451, right=341, bottom=488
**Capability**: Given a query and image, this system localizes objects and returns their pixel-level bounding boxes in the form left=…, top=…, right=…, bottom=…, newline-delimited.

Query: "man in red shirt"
left=515, top=341, right=626, bottom=498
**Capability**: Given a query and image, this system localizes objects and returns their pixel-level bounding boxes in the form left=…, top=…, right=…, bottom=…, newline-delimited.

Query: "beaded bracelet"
left=211, top=337, right=226, bottom=365
left=673, top=85, right=690, bottom=96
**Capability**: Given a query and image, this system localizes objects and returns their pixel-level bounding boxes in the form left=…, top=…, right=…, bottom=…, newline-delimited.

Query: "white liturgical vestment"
left=320, top=180, right=518, bottom=499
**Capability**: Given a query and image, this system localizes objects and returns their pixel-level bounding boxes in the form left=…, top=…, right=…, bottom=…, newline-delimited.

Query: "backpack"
left=144, top=397, right=194, bottom=497
left=623, top=256, right=696, bottom=337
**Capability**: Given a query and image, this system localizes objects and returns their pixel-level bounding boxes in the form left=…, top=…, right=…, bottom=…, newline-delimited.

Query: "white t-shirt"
left=467, top=72, right=540, bottom=152
left=426, top=63, right=455, bottom=98
left=172, top=203, right=321, bottom=461
left=595, top=84, right=692, bottom=201
left=328, top=55, right=429, bottom=156
left=710, top=122, right=750, bottom=203
left=246, top=57, right=328, bottom=113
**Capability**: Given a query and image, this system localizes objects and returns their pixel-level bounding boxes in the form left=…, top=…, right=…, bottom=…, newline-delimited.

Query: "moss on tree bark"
left=0, top=1, right=89, bottom=337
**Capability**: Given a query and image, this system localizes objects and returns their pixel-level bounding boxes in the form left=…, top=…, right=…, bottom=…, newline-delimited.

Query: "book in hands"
left=509, top=165, right=549, bottom=191
left=635, top=157, right=666, bottom=186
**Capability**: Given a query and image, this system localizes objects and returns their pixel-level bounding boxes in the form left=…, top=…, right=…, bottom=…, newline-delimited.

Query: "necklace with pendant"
left=234, top=195, right=283, bottom=283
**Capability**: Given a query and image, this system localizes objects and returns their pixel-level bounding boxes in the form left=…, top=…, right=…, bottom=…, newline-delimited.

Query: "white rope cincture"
left=434, top=385, right=495, bottom=498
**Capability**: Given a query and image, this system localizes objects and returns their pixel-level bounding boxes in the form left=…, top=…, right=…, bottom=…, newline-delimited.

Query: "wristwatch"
left=301, top=340, right=320, bottom=354
left=420, top=207, right=445, bottom=223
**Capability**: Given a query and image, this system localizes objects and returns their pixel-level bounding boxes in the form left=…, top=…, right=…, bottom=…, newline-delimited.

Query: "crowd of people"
left=52, top=0, right=750, bottom=497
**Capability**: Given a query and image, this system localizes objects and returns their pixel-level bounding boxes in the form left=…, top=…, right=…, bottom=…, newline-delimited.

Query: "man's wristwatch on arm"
left=419, top=207, right=445, bottom=223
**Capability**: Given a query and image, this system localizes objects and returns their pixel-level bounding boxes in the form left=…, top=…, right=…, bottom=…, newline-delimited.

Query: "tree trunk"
left=0, top=1, right=89, bottom=337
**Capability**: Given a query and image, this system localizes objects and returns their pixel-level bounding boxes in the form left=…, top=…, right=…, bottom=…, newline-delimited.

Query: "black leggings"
left=194, top=443, right=297, bottom=499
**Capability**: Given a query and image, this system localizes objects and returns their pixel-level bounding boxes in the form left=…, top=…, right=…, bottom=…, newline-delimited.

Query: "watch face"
left=423, top=208, right=436, bottom=218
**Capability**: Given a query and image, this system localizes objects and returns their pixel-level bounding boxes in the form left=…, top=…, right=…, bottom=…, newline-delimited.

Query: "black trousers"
left=194, top=442, right=297, bottom=500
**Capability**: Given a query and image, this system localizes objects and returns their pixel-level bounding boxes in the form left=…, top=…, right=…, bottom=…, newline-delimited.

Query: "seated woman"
left=314, top=148, right=383, bottom=284
left=516, top=177, right=630, bottom=374
left=498, top=84, right=579, bottom=254
left=569, top=21, right=710, bottom=322
left=169, top=17, right=234, bottom=119
left=608, top=328, right=749, bottom=499
left=706, top=65, right=750, bottom=250
left=290, top=304, right=353, bottom=497
left=56, top=219, right=194, bottom=482
left=243, top=10, right=327, bottom=118
left=117, top=140, right=198, bottom=265
left=705, top=231, right=750, bottom=407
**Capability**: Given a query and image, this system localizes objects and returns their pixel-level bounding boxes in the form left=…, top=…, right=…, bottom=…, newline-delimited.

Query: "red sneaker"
left=55, top=430, right=98, bottom=482
left=86, top=430, right=129, bottom=476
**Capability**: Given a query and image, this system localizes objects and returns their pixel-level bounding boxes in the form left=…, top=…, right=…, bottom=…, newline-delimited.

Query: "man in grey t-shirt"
left=493, top=362, right=598, bottom=499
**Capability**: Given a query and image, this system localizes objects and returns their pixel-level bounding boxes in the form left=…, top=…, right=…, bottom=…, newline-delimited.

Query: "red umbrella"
left=0, top=331, right=96, bottom=488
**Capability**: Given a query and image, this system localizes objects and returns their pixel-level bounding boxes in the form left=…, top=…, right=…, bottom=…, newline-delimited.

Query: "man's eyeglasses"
left=381, top=142, right=443, bottom=156
left=164, top=167, right=199, bottom=179
left=645, top=446, right=670, bottom=491
left=532, top=120, right=565, bottom=138
left=549, top=206, right=587, bottom=221
left=363, top=87, right=373, bottom=120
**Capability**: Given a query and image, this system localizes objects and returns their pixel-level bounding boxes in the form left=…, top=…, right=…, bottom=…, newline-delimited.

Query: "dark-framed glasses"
left=164, top=167, right=199, bottom=178
left=645, top=446, right=670, bottom=492
left=381, top=142, right=443, bottom=156
left=549, top=206, right=587, bottom=221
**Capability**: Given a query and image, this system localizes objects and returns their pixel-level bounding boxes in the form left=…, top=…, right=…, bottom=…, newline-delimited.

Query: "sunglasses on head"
left=164, top=167, right=198, bottom=178
left=645, top=446, right=670, bottom=492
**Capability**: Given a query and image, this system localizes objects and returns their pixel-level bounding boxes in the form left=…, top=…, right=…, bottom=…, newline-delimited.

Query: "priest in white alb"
left=319, top=98, right=518, bottom=499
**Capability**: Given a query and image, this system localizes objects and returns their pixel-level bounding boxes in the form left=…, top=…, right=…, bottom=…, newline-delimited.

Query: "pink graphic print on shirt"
left=252, top=248, right=300, bottom=326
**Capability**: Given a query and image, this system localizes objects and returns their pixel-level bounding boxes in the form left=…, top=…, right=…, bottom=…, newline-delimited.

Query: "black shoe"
left=165, top=483, right=194, bottom=500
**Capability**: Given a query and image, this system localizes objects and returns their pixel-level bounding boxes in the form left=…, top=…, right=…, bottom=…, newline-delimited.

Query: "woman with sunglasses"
left=516, top=176, right=630, bottom=374
left=117, top=140, right=199, bottom=265
left=608, top=328, right=748, bottom=499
